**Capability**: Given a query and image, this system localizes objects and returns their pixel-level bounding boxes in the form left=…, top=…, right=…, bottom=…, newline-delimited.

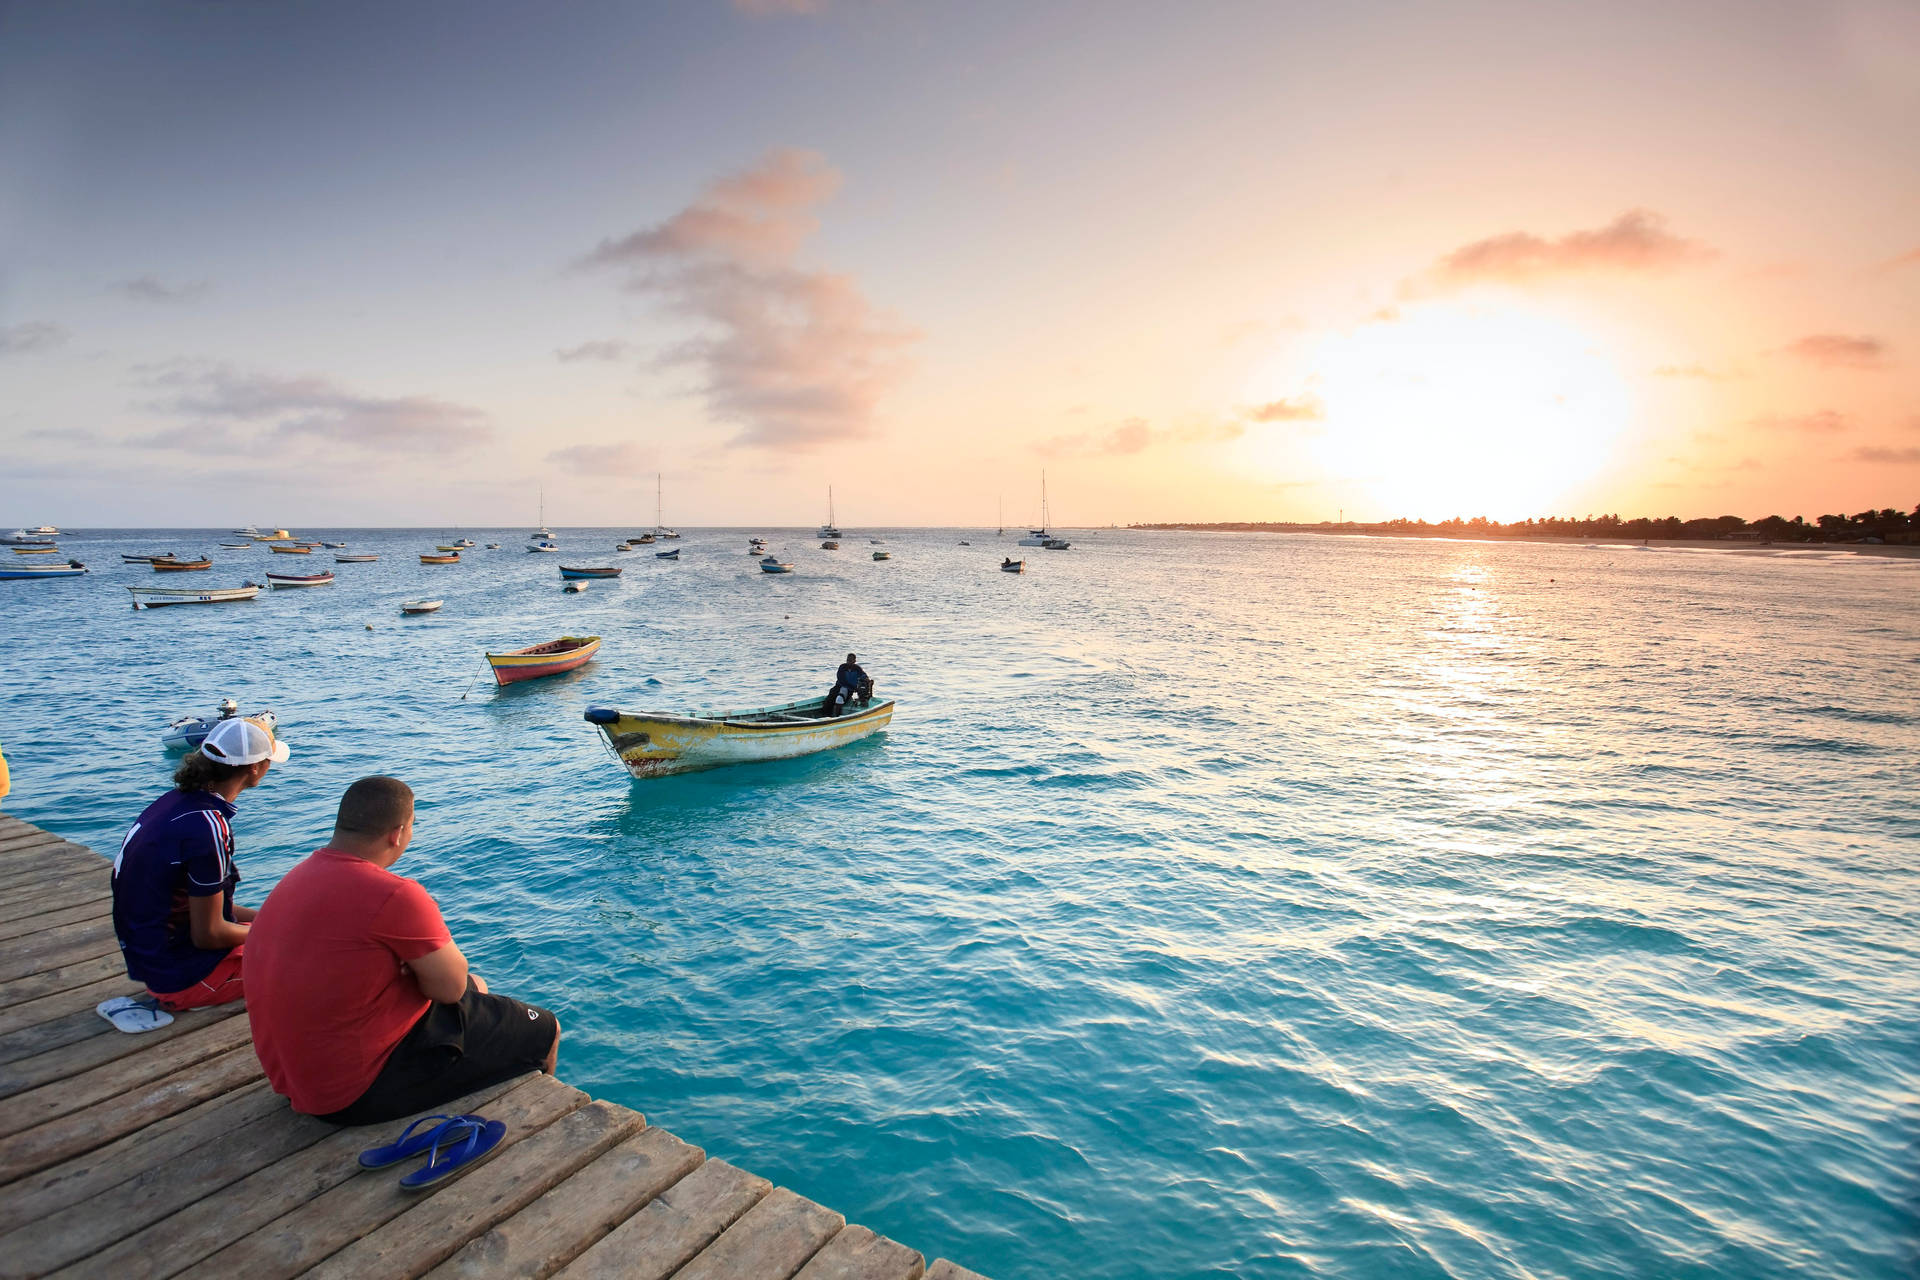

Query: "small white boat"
left=400, top=599, right=443, bottom=615
left=218, top=542, right=253, bottom=549
left=563, top=579, right=588, bottom=593
left=266, top=571, right=335, bottom=588
left=334, top=553, right=378, bottom=563
left=128, top=584, right=261, bottom=608
left=759, top=556, right=794, bottom=574
left=162, top=700, right=278, bottom=752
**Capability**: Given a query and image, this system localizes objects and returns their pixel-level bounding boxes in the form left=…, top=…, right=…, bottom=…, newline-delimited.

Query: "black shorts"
left=319, top=979, right=558, bottom=1126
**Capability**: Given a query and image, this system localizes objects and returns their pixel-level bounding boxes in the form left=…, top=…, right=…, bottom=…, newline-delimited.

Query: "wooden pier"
left=0, top=815, right=988, bottom=1280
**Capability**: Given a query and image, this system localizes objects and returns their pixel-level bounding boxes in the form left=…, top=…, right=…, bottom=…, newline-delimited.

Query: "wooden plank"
left=56, top=1075, right=529, bottom=1280
left=925, top=1262, right=993, bottom=1280
left=0, top=974, right=141, bottom=1039
left=671, top=1186, right=845, bottom=1280
left=306, top=1099, right=646, bottom=1280
left=0, top=1081, right=280, bottom=1235
left=0, top=920, right=116, bottom=983
left=0, top=876, right=109, bottom=926
left=425, top=1124, right=704, bottom=1280
left=795, top=1225, right=926, bottom=1280
left=555, top=1158, right=773, bottom=1280
left=0, top=1006, right=110, bottom=1067
left=0, top=830, right=66, bottom=855
left=193, top=1072, right=586, bottom=1280
left=0, top=1005, right=251, bottom=1127
left=0, top=898, right=113, bottom=943
left=0, top=997, right=247, bottom=1105
left=1, top=1095, right=334, bottom=1277
left=0, top=1042, right=263, bottom=1183
left=0, top=837, right=101, bottom=868
left=0, top=953, right=128, bottom=1007
left=0, top=852, right=105, bottom=890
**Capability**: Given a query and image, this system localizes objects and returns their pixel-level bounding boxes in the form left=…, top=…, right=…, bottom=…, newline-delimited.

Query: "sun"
left=1287, top=303, right=1632, bottom=520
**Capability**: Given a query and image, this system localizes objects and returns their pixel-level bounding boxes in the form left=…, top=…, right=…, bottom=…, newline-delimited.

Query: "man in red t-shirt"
left=245, top=776, right=560, bottom=1123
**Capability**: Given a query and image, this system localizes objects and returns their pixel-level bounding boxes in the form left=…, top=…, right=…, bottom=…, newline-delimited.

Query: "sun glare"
left=1298, top=305, right=1632, bottom=520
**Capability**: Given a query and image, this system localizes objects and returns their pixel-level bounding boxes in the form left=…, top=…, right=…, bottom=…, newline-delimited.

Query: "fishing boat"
left=527, top=487, right=559, bottom=552
left=250, top=529, right=293, bottom=541
left=483, top=634, right=601, bottom=686
left=559, top=565, right=621, bottom=579
left=1001, top=558, right=1025, bottom=573
left=420, top=552, right=460, bottom=564
left=821, top=540, right=839, bottom=550
left=563, top=580, right=588, bottom=594
left=233, top=526, right=260, bottom=537
left=655, top=547, right=681, bottom=560
left=321, top=541, right=348, bottom=549
left=818, top=486, right=841, bottom=539
left=123, top=553, right=175, bottom=563
left=435, top=544, right=464, bottom=552
left=583, top=692, right=895, bottom=779
left=334, top=553, right=379, bottom=563
left=161, top=701, right=278, bottom=752
left=633, top=532, right=655, bottom=545
left=400, top=599, right=442, bottom=614
left=2, top=531, right=54, bottom=545
left=12, top=546, right=59, bottom=554
left=759, top=556, right=794, bottom=574
left=872, top=550, right=891, bottom=561
left=454, top=538, right=474, bottom=548
left=1, top=561, right=88, bottom=580
left=152, top=558, right=213, bottom=572
left=486, top=543, right=501, bottom=550
left=218, top=542, right=253, bottom=550
left=267, top=571, right=334, bottom=588
left=1043, top=537, right=1071, bottom=550
left=270, top=544, right=311, bottom=555
left=127, top=584, right=260, bottom=608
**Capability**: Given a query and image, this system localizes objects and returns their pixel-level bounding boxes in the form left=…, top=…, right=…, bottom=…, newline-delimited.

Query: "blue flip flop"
left=357, top=1115, right=459, bottom=1169
left=398, top=1116, right=506, bottom=1190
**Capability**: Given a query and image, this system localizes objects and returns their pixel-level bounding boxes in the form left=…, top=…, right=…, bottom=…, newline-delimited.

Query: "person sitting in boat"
left=110, top=717, right=289, bottom=1012
left=244, top=776, right=560, bottom=1124
left=825, top=653, right=873, bottom=716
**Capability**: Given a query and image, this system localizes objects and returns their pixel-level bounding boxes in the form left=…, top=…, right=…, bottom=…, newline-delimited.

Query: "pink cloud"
left=1244, top=396, right=1324, bottom=422
left=1781, top=334, right=1888, bottom=369
left=1750, top=410, right=1849, bottom=435
left=1419, top=210, right=1714, bottom=291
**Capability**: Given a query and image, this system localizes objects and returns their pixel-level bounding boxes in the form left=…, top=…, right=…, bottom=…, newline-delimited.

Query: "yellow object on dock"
left=0, top=813, right=985, bottom=1280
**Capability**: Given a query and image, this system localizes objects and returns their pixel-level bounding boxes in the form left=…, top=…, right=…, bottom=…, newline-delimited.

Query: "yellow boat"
left=584, top=693, right=894, bottom=779
left=435, top=544, right=463, bottom=552
left=251, top=529, right=293, bottom=541
left=269, top=544, right=311, bottom=554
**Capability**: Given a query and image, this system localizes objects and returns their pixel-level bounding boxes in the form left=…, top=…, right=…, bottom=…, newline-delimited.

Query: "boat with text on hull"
left=127, top=584, right=259, bottom=608
left=584, top=693, right=894, bottom=779
left=485, top=634, right=600, bottom=685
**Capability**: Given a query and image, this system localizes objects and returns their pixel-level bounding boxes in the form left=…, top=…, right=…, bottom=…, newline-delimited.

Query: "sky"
left=2, top=0, right=1916, bottom=528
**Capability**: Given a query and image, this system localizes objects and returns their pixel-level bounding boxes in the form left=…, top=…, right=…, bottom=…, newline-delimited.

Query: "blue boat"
left=559, top=565, right=622, bottom=580
left=0, top=561, right=87, bottom=580
left=759, top=556, right=794, bottom=574
left=655, top=548, right=680, bottom=560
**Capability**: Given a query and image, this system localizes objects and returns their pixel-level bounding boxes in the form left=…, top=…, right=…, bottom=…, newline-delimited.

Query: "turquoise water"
left=2, top=529, right=1916, bottom=1279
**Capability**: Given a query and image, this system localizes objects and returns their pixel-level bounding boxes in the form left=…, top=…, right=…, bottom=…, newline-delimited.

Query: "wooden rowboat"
left=1, top=562, right=87, bottom=579
left=559, top=565, right=621, bottom=579
left=334, top=554, right=378, bottom=563
left=127, top=584, right=259, bottom=607
left=400, top=599, right=442, bottom=614
left=266, top=571, right=334, bottom=588
left=1001, top=559, right=1025, bottom=573
left=270, top=544, right=311, bottom=554
left=484, top=635, right=600, bottom=686
left=420, top=552, right=460, bottom=564
left=584, top=693, right=895, bottom=779
left=872, top=550, right=891, bottom=561
left=12, top=546, right=59, bottom=555
left=152, top=558, right=213, bottom=572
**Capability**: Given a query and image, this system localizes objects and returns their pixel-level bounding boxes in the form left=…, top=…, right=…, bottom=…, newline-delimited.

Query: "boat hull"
left=586, top=697, right=894, bottom=779
left=127, top=586, right=259, bottom=607
left=266, top=573, right=334, bottom=587
left=1, top=566, right=87, bottom=579
left=485, top=635, right=601, bottom=685
left=559, top=566, right=621, bottom=579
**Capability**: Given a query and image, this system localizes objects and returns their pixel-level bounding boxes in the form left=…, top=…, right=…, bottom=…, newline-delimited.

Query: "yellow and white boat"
left=584, top=694, right=894, bottom=779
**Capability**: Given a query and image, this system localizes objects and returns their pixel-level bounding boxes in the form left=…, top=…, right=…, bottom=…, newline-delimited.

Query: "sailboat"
left=653, top=473, right=679, bottom=539
left=998, top=496, right=1004, bottom=538
left=1018, top=472, right=1070, bottom=548
left=527, top=487, right=559, bottom=553
left=818, top=486, right=841, bottom=539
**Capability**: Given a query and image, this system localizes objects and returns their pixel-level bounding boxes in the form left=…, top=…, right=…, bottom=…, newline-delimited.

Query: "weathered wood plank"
left=0, top=858, right=106, bottom=899
left=0, top=974, right=140, bottom=1040
left=0, top=1005, right=251, bottom=1127
left=924, top=1261, right=993, bottom=1280
left=0, top=953, right=127, bottom=1007
left=194, top=1072, right=586, bottom=1280
left=0, top=839, right=102, bottom=874
left=672, top=1186, right=845, bottom=1280
left=55, top=1075, right=529, bottom=1280
left=0, top=997, right=247, bottom=1105
left=306, top=1099, right=646, bottom=1280
left=0, top=1006, right=110, bottom=1068
left=795, top=1225, right=927, bottom=1280
left=0, top=830, right=67, bottom=856
left=0, top=921, right=116, bottom=983
left=0, top=1042, right=263, bottom=1183
left=0, top=1081, right=279, bottom=1235
left=0, top=898, right=113, bottom=943
left=554, top=1158, right=773, bottom=1280
left=0, top=876, right=109, bottom=926
left=2, top=1095, right=333, bottom=1277
left=425, top=1123, right=704, bottom=1280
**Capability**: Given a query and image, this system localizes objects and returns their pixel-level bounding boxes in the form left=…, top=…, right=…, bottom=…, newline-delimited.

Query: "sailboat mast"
left=656, top=472, right=662, bottom=530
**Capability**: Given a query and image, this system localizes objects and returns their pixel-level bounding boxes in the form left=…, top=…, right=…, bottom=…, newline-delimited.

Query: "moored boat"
left=484, top=634, right=601, bottom=685
left=1001, top=558, right=1024, bottom=573
left=218, top=542, right=253, bottom=549
left=266, top=570, right=335, bottom=588
left=270, top=544, right=311, bottom=554
left=656, top=547, right=680, bottom=560
left=152, top=558, right=214, bottom=572
left=563, top=580, right=588, bottom=593
left=162, top=700, right=278, bottom=752
left=123, top=553, right=176, bottom=563
left=12, top=545, right=59, bottom=554
left=400, top=599, right=443, bottom=614
left=759, top=556, right=794, bottom=574
left=127, top=584, right=260, bottom=607
left=1, top=560, right=88, bottom=580
left=420, top=552, right=460, bottom=564
left=821, top=540, right=839, bottom=550
left=583, top=692, right=895, bottom=779
left=334, top=553, right=379, bottom=563
left=559, top=565, right=621, bottom=579
left=435, top=544, right=464, bottom=552
left=872, top=550, right=891, bottom=561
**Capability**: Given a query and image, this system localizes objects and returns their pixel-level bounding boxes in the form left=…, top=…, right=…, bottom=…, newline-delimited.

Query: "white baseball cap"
left=201, top=717, right=290, bottom=765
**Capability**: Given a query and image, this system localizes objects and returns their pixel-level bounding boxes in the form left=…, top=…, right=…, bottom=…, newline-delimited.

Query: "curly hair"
left=173, top=749, right=253, bottom=792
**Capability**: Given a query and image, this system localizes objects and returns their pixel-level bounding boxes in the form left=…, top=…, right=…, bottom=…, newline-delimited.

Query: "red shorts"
left=150, top=946, right=245, bottom=1012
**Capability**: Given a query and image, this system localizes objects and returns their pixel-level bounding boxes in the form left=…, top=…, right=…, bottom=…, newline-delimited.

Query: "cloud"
left=1244, top=396, right=1324, bottom=423
left=1654, top=363, right=1724, bottom=380
left=1781, top=333, right=1888, bottom=369
left=544, top=442, right=654, bottom=475
left=0, top=321, right=67, bottom=354
left=555, top=339, right=632, bottom=363
left=114, top=275, right=209, bottom=304
left=137, top=362, right=491, bottom=452
left=1036, top=416, right=1242, bottom=457
left=1751, top=410, right=1849, bottom=435
left=1878, top=246, right=1920, bottom=273
left=1852, top=445, right=1920, bottom=464
left=577, top=149, right=915, bottom=450
left=1417, top=210, right=1714, bottom=292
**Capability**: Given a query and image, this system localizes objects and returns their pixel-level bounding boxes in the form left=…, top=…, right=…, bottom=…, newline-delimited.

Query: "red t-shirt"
left=245, top=849, right=454, bottom=1115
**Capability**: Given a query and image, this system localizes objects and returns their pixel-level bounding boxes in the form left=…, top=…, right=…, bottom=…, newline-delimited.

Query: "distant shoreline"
left=1128, top=525, right=1920, bottom=559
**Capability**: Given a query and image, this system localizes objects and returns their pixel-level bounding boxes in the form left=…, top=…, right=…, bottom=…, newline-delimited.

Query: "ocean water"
left=1, top=529, right=1916, bottom=1280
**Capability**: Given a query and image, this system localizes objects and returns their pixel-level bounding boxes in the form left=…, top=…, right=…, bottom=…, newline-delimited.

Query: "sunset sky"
left=2, top=1, right=1916, bottom=527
